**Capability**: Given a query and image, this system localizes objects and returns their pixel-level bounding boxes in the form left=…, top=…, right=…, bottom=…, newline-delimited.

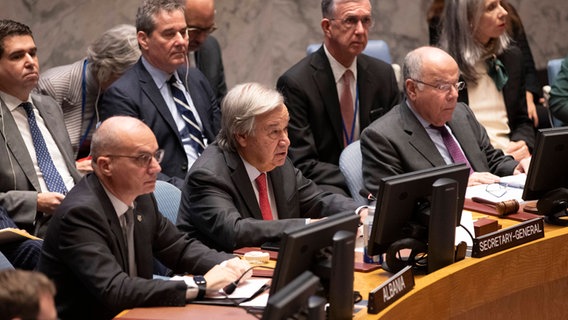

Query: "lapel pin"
left=137, top=215, right=142, bottom=222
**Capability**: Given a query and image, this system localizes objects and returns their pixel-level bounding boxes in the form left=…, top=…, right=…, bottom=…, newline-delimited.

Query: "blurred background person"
left=36, top=24, right=140, bottom=172
left=438, top=0, right=535, bottom=161
left=185, top=0, right=227, bottom=103
left=0, top=269, right=57, bottom=320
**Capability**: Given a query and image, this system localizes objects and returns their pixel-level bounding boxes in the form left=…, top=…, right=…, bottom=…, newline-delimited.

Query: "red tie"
left=340, top=70, right=354, bottom=146
left=255, top=173, right=273, bottom=220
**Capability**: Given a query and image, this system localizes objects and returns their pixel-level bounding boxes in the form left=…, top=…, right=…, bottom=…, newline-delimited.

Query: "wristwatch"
left=194, top=275, right=207, bottom=300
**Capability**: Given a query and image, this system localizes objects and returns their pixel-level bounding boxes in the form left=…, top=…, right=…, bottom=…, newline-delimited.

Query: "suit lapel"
left=400, top=102, right=446, bottom=167
left=31, top=94, right=80, bottom=182
left=136, top=62, right=181, bottom=140
left=0, top=100, right=41, bottom=191
left=447, top=108, right=480, bottom=171
left=356, top=57, right=373, bottom=129
left=312, top=48, right=344, bottom=147
left=88, top=174, right=130, bottom=271
left=225, top=150, right=264, bottom=219
left=267, top=166, right=292, bottom=219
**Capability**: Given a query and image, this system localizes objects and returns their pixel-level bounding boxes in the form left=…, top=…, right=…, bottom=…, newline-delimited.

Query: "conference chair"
left=544, top=58, right=565, bottom=127
left=338, top=140, right=367, bottom=205
left=153, top=180, right=182, bottom=224
left=0, top=251, right=14, bottom=270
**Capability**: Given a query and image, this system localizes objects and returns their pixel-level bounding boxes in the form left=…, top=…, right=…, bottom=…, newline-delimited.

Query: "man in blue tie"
left=100, top=0, right=220, bottom=189
left=0, top=19, right=81, bottom=237
left=361, top=46, right=529, bottom=197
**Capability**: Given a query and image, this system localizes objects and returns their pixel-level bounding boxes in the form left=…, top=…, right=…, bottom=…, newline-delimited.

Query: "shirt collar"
left=141, top=56, right=178, bottom=90
left=323, top=44, right=357, bottom=85
left=0, top=91, right=32, bottom=112
left=101, top=183, right=131, bottom=219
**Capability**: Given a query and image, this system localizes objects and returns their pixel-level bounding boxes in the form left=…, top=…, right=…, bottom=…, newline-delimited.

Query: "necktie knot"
left=20, top=102, right=33, bottom=115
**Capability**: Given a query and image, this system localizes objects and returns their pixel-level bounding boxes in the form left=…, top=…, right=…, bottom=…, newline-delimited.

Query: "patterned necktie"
left=168, top=76, right=205, bottom=155
left=255, top=173, right=273, bottom=220
left=340, top=70, right=355, bottom=146
left=431, top=125, right=473, bottom=175
left=121, top=208, right=137, bottom=277
left=21, top=102, right=68, bottom=194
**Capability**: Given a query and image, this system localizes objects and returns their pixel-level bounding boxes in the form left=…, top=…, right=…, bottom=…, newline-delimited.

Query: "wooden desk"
left=117, top=215, right=568, bottom=319
left=354, top=215, right=568, bottom=319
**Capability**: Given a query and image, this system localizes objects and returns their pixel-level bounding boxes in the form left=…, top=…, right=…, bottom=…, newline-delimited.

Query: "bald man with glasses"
left=361, top=46, right=528, bottom=197
left=277, top=0, right=400, bottom=198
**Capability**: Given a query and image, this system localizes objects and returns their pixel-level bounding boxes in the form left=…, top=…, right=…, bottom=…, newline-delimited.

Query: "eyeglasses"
left=329, top=15, right=374, bottom=29
left=412, top=79, right=466, bottom=92
left=486, top=183, right=507, bottom=198
left=105, top=149, right=164, bottom=168
left=187, top=25, right=217, bottom=37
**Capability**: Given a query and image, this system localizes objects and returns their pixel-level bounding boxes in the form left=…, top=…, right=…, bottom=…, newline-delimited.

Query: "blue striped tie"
left=21, top=102, right=68, bottom=194
left=168, top=76, right=205, bottom=155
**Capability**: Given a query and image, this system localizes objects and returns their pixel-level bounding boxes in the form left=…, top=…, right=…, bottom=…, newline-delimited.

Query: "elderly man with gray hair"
left=177, top=82, right=366, bottom=253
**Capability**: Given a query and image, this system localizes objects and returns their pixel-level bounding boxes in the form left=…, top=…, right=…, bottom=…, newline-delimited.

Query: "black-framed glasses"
left=187, top=24, right=217, bottom=37
left=412, top=79, right=466, bottom=92
left=106, top=149, right=164, bottom=168
left=329, top=15, right=374, bottom=29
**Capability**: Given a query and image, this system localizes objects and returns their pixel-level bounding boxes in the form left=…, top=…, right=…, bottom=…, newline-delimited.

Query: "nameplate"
left=472, top=217, right=544, bottom=258
left=367, top=265, right=414, bottom=314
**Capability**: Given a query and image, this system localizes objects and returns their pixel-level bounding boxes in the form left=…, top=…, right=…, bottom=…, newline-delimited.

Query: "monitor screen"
left=269, top=211, right=360, bottom=319
left=262, top=271, right=324, bottom=320
left=522, top=127, right=568, bottom=201
left=367, top=163, right=470, bottom=258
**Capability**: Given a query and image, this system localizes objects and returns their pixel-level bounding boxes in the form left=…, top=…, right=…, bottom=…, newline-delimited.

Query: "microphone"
left=222, top=280, right=239, bottom=295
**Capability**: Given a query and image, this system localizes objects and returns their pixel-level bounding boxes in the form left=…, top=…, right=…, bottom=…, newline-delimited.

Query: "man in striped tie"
left=0, top=19, right=81, bottom=237
left=101, top=0, right=220, bottom=189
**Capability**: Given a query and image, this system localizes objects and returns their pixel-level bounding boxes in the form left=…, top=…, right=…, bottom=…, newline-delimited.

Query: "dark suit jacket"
left=0, top=93, right=81, bottom=236
left=176, top=144, right=360, bottom=253
left=361, top=101, right=519, bottom=196
left=458, top=46, right=535, bottom=151
left=38, top=173, right=233, bottom=320
left=100, top=59, right=221, bottom=187
left=277, top=46, right=400, bottom=196
left=195, top=36, right=227, bottom=103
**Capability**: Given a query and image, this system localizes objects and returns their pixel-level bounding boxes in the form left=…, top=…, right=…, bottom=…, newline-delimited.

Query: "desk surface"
left=116, top=214, right=568, bottom=320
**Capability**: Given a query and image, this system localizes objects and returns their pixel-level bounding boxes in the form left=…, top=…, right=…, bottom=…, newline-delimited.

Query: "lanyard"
left=78, top=60, right=96, bottom=152
left=341, top=85, right=359, bottom=145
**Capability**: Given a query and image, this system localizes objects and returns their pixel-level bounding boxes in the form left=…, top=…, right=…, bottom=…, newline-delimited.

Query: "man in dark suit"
left=185, top=0, right=227, bottom=102
left=177, top=82, right=366, bottom=253
left=361, top=46, right=529, bottom=196
left=39, top=116, right=250, bottom=320
left=277, top=0, right=400, bottom=197
left=100, top=0, right=220, bottom=188
left=0, top=19, right=81, bottom=237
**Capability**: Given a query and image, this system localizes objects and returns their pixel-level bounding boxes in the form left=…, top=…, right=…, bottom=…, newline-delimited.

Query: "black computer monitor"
left=262, top=271, right=325, bottom=320
left=522, top=127, right=568, bottom=201
left=269, top=212, right=360, bottom=320
left=367, top=164, right=470, bottom=273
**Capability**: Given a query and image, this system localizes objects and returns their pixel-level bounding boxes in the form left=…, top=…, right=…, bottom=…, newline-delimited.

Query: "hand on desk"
left=467, top=172, right=500, bottom=187
left=505, top=140, right=531, bottom=161
left=204, top=257, right=252, bottom=291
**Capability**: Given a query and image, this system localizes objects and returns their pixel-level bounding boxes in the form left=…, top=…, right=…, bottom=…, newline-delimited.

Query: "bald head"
left=403, top=46, right=458, bottom=84
left=185, top=0, right=215, bottom=51
left=91, top=116, right=154, bottom=167
left=403, top=46, right=461, bottom=127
